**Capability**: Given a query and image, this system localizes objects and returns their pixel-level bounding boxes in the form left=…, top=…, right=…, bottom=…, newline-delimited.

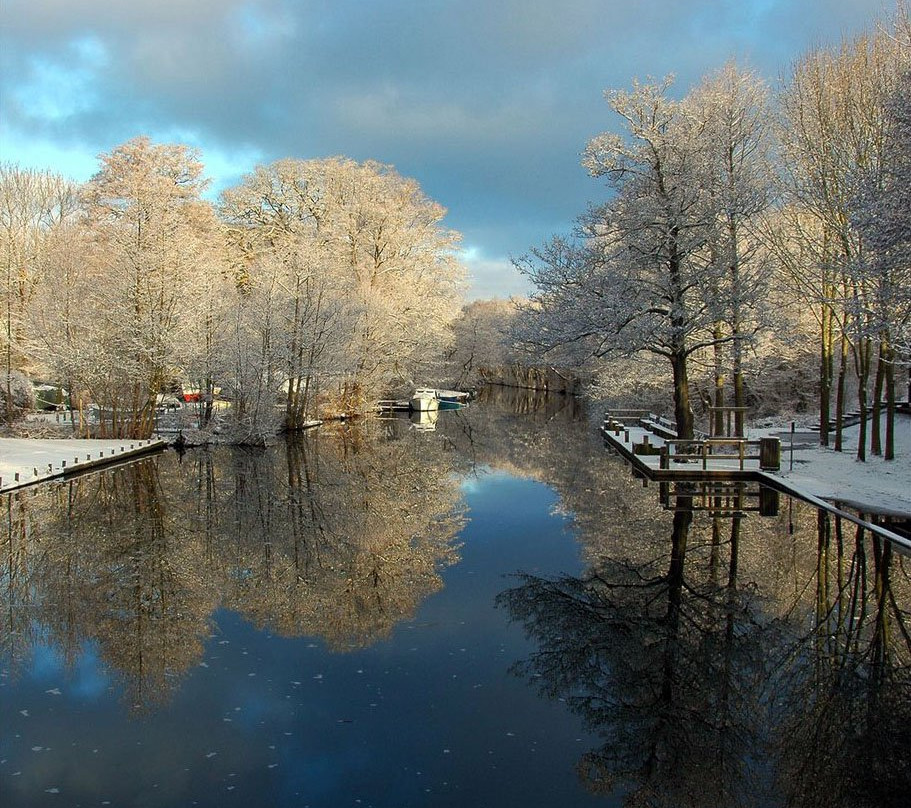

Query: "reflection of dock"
left=659, top=480, right=780, bottom=517
left=0, top=438, right=166, bottom=493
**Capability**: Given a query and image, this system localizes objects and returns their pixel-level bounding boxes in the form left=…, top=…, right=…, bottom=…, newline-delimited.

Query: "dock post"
left=759, top=437, right=781, bottom=471
left=659, top=445, right=669, bottom=469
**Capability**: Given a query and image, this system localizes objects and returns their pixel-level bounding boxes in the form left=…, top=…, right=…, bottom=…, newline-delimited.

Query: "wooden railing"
left=660, top=437, right=780, bottom=471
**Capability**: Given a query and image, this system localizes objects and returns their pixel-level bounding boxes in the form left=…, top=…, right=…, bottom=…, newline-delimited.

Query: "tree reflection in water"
left=1, top=418, right=465, bottom=711
left=500, top=480, right=911, bottom=807
left=2, top=390, right=909, bottom=806
left=772, top=514, right=911, bottom=808
left=499, top=495, right=770, bottom=807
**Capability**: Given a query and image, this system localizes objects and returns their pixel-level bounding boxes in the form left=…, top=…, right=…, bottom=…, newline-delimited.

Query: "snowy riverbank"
left=753, top=412, right=911, bottom=518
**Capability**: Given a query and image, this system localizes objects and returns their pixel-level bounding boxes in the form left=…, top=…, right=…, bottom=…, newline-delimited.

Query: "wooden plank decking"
left=0, top=438, right=166, bottom=493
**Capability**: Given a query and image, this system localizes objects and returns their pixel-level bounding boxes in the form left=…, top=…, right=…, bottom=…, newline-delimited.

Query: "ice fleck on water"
left=31, top=746, right=43, bottom=752
left=45, top=688, right=61, bottom=695
left=19, top=710, right=28, bottom=716
left=45, top=787, right=60, bottom=793
left=268, top=764, right=278, bottom=769
left=206, top=752, right=217, bottom=758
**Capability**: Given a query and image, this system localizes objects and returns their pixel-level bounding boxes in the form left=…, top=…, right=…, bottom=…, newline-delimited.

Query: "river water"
left=1, top=390, right=909, bottom=807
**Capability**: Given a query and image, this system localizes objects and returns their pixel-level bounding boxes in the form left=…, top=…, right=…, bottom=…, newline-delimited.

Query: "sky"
left=0, top=0, right=896, bottom=300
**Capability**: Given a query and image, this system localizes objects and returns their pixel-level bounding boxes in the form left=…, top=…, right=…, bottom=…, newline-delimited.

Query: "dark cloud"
left=0, top=0, right=892, bottom=297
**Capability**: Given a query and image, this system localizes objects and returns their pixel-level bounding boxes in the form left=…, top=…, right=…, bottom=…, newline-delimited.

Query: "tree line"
left=1, top=142, right=465, bottom=439
left=514, top=13, right=911, bottom=460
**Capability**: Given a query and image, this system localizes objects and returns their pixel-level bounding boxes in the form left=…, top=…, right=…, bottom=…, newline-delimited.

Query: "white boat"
left=409, top=388, right=440, bottom=412
left=435, top=388, right=471, bottom=403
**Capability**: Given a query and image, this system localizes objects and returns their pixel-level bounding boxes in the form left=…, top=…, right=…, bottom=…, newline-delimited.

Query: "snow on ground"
left=751, top=413, right=911, bottom=518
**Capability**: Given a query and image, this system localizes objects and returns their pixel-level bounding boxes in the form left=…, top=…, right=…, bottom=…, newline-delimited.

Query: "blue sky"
left=0, top=0, right=893, bottom=299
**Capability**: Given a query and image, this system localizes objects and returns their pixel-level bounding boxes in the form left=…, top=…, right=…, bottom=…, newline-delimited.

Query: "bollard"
left=759, top=437, right=781, bottom=471
left=14, top=472, right=19, bottom=482
left=659, top=445, right=669, bottom=469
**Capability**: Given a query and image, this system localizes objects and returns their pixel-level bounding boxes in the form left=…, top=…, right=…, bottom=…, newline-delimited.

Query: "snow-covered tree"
left=690, top=62, right=776, bottom=436
left=221, top=158, right=465, bottom=414
left=850, top=70, right=911, bottom=459
left=517, top=78, right=724, bottom=439
left=47, top=138, right=224, bottom=438
left=775, top=30, right=907, bottom=458
left=0, top=165, right=78, bottom=421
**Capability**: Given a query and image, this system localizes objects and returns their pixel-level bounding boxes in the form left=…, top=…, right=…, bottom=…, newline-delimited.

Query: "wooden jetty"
left=600, top=412, right=780, bottom=479
left=600, top=410, right=911, bottom=554
left=0, top=438, right=166, bottom=494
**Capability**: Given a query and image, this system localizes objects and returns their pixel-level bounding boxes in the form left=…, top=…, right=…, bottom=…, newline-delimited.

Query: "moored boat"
left=436, top=388, right=470, bottom=403
left=410, top=388, right=440, bottom=412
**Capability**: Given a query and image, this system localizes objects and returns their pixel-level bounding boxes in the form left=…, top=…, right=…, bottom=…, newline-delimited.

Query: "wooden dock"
left=600, top=412, right=911, bottom=553
left=600, top=414, right=780, bottom=479
left=0, top=438, right=166, bottom=494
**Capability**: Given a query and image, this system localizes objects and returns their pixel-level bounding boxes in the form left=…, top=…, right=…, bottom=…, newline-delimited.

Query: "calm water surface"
left=1, top=390, right=909, bottom=807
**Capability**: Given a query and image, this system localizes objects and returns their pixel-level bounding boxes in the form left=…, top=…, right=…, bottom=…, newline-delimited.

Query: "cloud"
left=0, top=0, right=894, bottom=299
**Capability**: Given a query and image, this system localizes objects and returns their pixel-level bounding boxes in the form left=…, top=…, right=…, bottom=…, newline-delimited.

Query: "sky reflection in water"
left=1, top=394, right=909, bottom=807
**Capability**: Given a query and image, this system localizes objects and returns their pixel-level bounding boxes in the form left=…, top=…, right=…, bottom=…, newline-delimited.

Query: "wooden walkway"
left=0, top=438, right=166, bottom=494
left=600, top=412, right=911, bottom=554
left=600, top=413, right=779, bottom=480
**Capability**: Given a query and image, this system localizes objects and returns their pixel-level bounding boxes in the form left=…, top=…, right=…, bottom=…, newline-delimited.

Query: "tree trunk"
left=713, top=324, right=725, bottom=437
left=870, top=341, right=885, bottom=456
left=819, top=306, right=832, bottom=447
left=671, top=350, right=694, bottom=440
left=884, top=341, right=895, bottom=461
left=855, top=337, right=871, bottom=463
left=834, top=331, right=847, bottom=452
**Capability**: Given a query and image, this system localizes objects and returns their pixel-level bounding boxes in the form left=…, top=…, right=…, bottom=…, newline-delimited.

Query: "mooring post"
left=760, top=437, right=781, bottom=471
